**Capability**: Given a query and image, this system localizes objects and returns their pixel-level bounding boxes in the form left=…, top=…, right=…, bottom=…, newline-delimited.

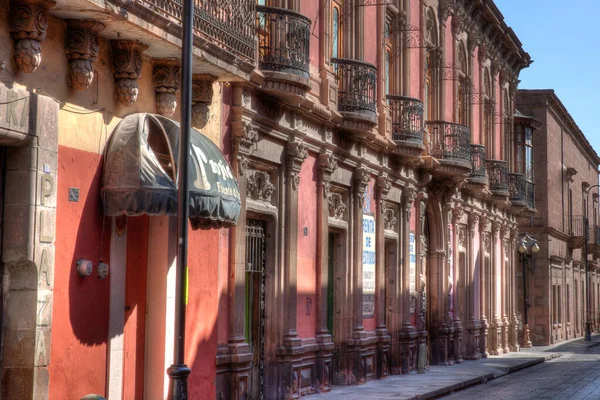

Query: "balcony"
left=568, top=215, right=585, bottom=249
left=256, top=6, right=312, bottom=105
left=331, top=58, right=378, bottom=135
left=387, top=95, right=424, bottom=157
left=424, top=121, right=471, bottom=176
left=508, top=173, right=526, bottom=208
left=487, top=160, right=509, bottom=201
left=467, top=144, right=487, bottom=183
left=63, top=0, right=258, bottom=79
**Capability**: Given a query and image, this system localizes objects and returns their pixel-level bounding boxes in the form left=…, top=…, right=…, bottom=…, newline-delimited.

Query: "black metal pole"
left=522, top=253, right=527, bottom=326
left=167, top=0, right=194, bottom=395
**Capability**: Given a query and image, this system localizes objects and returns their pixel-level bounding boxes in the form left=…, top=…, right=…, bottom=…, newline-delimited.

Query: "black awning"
left=102, top=113, right=241, bottom=229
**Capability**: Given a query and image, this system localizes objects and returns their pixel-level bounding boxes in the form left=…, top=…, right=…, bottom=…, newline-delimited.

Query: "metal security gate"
left=246, top=219, right=266, bottom=400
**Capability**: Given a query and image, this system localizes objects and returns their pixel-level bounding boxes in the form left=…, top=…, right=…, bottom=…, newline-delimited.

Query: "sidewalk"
left=306, top=335, right=600, bottom=400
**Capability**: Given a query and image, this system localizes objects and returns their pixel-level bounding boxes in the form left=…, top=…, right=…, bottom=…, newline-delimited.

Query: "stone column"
left=501, top=225, right=510, bottom=353
left=465, top=212, right=481, bottom=359
left=510, top=228, right=519, bottom=351
left=491, top=221, right=502, bottom=355
left=479, top=214, right=489, bottom=358
left=452, top=205, right=464, bottom=363
left=315, top=152, right=337, bottom=391
left=352, top=166, right=370, bottom=337
left=375, top=175, right=391, bottom=378
left=223, top=113, right=258, bottom=398
left=283, top=139, right=309, bottom=347
left=400, top=187, right=418, bottom=373
left=1, top=91, right=58, bottom=399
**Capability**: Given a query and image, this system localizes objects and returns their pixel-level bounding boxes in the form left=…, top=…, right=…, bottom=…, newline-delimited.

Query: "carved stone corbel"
left=468, top=212, right=479, bottom=238
left=287, top=140, right=309, bottom=191
left=354, top=166, right=371, bottom=202
left=452, top=204, right=464, bottom=225
left=111, top=40, right=148, bottom=106
left=376, top=174, right=391, bottom=206
left=10, top=0, right=55, bottom=73
left=191, top=74, right=217, bottom=128
left=402, top=186, right=418, bottom=219
left=318, top=152, right=337, bottom=199
left=65, top=19, right=104, bottom=91
left=232, top=120, right=258, bottom=155
left=153, top=58, right=180, bottom=117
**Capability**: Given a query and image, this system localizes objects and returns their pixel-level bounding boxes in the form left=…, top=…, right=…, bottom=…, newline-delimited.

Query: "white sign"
left=362, top=214, right=376, bottom=318
left=409, top=232, right=416, bottom=313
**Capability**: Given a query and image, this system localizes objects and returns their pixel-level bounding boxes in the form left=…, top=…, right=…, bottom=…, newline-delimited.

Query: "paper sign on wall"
left=362, top=214, right=376, bottom=318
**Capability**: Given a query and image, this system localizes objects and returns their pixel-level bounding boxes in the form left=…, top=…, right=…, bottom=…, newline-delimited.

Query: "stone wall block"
left=37, top=172, right=57, bottom=208
left=5, top=258, right=38, bottom=291
left=1, top=367, right=34, bottom=399
left=33, top=366, right=49, bottom=400
left=3, top=204, right=35, bottom=261
left=4, top=288, right=37, bottom=330
left=35, top=94, right=59, bottom=152
left=2, top=329, right=35, bottom=368
left=36, top=208, right=55, bottom=244
left=35, top=245, right=54, bottom=290
left=34, top=328, right=51, bottom=367
left=5, top=146, right=37, bottom=172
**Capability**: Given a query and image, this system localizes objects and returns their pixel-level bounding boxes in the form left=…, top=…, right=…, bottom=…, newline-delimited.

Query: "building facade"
left=0, top=0, right=535, bottom=399
left=516, top=90, right=600, bottom=346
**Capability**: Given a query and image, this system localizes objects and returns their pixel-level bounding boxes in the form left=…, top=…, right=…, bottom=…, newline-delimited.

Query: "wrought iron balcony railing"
left=331, top=58, right=377, bottom=118
left=487, top=160, right=508, bottom=194
left=425, top=121, right=471, bottom=164
left=136, top=0, right=256, bottom=63
left=570, top=215, right=585, bottom=238
left=469, top=144, right=486, bottom=179
left=508, top=173, right=526, bottom=204
left=387, top=95, right=424, bottom=145
left=256, top=6, right=311, bottom=78
left=526, top=180, right=535, bottom=209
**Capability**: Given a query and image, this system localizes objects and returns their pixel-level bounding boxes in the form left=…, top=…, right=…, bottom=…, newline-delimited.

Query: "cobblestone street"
left=443, top=346, right=600, bottom=400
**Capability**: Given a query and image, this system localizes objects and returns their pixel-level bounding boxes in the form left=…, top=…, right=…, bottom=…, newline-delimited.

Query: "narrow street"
left=443, top=345, right=600, bottom=400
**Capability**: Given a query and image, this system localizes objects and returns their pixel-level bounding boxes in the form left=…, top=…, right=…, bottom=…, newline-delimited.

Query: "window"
left=525, top=126, right=533, bottom=181
left=424, top=8, right=437, bottom=121
left=331, top=0, right=342, bottom=59
left=483, top=68, right=493, bottom=153
left=384, top=14, right=393, bottom=96
left=457, top=42, right=469, bottom=127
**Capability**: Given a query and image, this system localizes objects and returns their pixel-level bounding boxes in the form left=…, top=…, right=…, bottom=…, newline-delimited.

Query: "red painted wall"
left=123, top=216, right=150, bottom=400
left=297, top=154, right=317, bottom=338
left=49, top=145, right=111, bottom=400
left=301, top=0, right=319, bottom=72
left=186, top=228, right=220, bottom=399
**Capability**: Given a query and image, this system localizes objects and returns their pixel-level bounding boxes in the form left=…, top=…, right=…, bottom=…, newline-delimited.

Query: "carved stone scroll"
left=287, top=140, right=308, bottom=191
left=318, top=152, right=337, bottom=199
left=191, top=74, right=216, bottom=128
left=112, top=40, right=148, bottom=106
left=65, top=19, right=104, bottom=91
left=10, top=0, right=56, bottom=73
left=153, top=58, right=180, bottom=117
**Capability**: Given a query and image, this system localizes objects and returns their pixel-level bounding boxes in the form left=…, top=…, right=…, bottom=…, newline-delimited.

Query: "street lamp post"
left=583, top=184, right=600, bottom=342
left=518, top=234, right=539, bottom=348
left=167, top=0, right=194, bottom=397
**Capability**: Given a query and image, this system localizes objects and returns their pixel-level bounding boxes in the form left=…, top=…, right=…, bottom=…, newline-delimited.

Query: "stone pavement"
left=306, top=335, right=600, bottom=400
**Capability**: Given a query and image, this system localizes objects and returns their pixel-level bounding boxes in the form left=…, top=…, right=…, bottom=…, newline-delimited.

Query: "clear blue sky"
left=496, top=0, right=600, bottom=156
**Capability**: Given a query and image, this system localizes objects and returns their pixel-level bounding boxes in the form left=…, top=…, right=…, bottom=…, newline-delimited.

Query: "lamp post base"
left=167, top=364, right=191, bottom=399
left=521, top=324, right=532, bottom=348
left=585, top=322, right=592, bottom=342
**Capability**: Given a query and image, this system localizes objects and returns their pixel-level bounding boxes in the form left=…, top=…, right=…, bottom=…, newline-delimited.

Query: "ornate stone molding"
left=479, top=214, right=489, bottom=233
left=468, top=212, right=479, bottom=238
left=111, top=40, right=148, bottom=106
left=10, top=0, right=55, bottom=73
left=247, top=170, right=275, bottom=202
left=153, top=58, right=181, bottom=117
left=287, top=140, right=308, bottom=191
left=65, top=19, right=104, bottom=91
left=354, top=166, right=371, bottom=201
left=384, top=206, right=397, bottom=231
left=318, top=152, right=337, bottom=199
left=458, top=226, right=466, bottom=248
left=402, top=186, right=417, bottom=218
left=328, top=193, right=346, bottom=220
left=452, top=204, right=464, bottom=225
left=191, top=74, right=216, bottom=128
left=238, top=156, right=249, bottom=177
left=232, top=120, right=258, bottom=155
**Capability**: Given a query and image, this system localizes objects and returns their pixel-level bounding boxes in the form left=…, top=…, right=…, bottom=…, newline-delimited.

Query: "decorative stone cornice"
left=65, top=19, right=104, bottom=91
left=328, top=193, right=346, bottom=220
left=153, top=58, right=180, bottom=117
left=247, top=170, right=275, bottom=202
left=287, top=140, right=308, bottom=191
left=191, top=74, right=216, bottom=129
left=111, top=40, right=148, bottom=106
left=10, top=0, right=56, bottom=73
left=318, top=152, right=337, bottom=199
left=232, top=120, right=258, bottom=155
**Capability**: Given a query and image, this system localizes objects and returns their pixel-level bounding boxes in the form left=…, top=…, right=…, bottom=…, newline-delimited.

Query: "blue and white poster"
left=409, top=231, right=416, bottom=313
left=362, top=214, right=376, bottom=318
